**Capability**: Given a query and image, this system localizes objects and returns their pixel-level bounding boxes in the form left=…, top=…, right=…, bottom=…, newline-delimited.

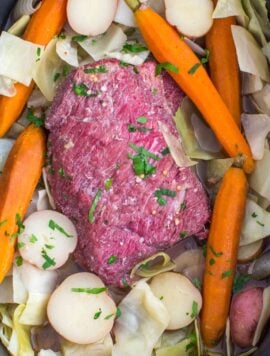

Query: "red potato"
left=230, top=287, right=263, bottom=348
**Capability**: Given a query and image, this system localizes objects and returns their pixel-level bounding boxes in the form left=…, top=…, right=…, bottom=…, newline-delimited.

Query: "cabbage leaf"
left=0, top=32, right=44, bottom=86
left=61, top=334, right=113, bottom=356
left=112, top=280, right=169, bottom=356
left=0, top=76, right=16, bottom=97
left=249, top=149, right=270, bottom=200
left=212, top=0, right=248, bottom=25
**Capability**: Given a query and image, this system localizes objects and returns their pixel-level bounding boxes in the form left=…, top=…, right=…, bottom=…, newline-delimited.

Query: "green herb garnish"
left=155, top=188, right=177, bottom=206
left=128, top=124, right=151, bottom=133
left=191, top=301, right=199, bottom=318
left=221, top=270, right=233, bottom=279
left=45, top=244, right=54, bottom=250
left=41, top=249, right=56, bottom=270
left=122, top=42, right=147, bottom=53
left=193, top=278, right=201, bottom=290
left=53, top=72, right=61, bottom=82
left=104, top=178, right=113, bottom=191
left=209, top=245, right=223, bottom=257
left=188, top=63, right=201, bottom=75
left=48, top=219, right=73, bottom=238
left=179, top=231, right=188, bottom=239
left=73, top=83, right=99, bottom=97
left=16, top=214, right=25, bottom=234
left=71, top=287, right=107, bottom=294
left=233, top=273, right=251, bottom=293
left=129, top=143, right=160, bottom=161
left=108, top=255, right=117, bottom=264
left=93, top=308, right=102, bottom=320
left=58, top=167, right=65, bottom=177
left=161, top=147, right=170, bottom=156
left=155, top=62, right=179, bottom=76
left=88, top=189, right=102, bottom=224
left=104, top=313, right=114, bottom=320
left=116, top=307, right=121, bottom=319
left=27, top=108, right=44, bottom=128
left=252, top=212, right=258, bottom=218
left=72, top=35, right=88, bottom=42
left=17, top=242, right=25, bottom=249
left=84, top=65, right=108, bottom=74
left=136, top=116, right=148, bottom=124
left=29, top=234, right=38, bottom=244
left=0, top=219, right=7, bottom=227
left=209, top=258, right=215, bottom=266
left=256, top=221, right=265, bottom=227
left=15, top=256, right=23, bottom=267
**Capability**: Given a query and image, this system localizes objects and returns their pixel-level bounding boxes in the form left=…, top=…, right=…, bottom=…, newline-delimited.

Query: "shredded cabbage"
left=7, top=15, right=30, bottom=36
left=231, top=25, right=270, bottom=82
left=0, top=139, right=14, bottom=171
left=241, top=114, right=270, bottom=160
left=0, top=76, right=16, bottom=97
left=13, top=304, right=34, bottom=356
left=0, top=32, right=44, bottom=86
left=242, top=0, right=267, bottom=46
left=114, top=0, right=137, bottom=27
left=61, top=334, right=113, bottom=356
left=112, top=280, right=169, bottom=356
left=212, top=0, right=248, bottom=25
left=56, top=36, right=79, bottom=67
left=252, top=84, right=270, bottom=116
left=242, top=73, right=264, bottom=95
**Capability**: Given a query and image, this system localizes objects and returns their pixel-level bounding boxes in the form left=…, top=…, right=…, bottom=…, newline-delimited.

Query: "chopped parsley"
left=129, top=143, right=160, bottom=161
left=155, top=62, right=179, bottom=76
left=58, top=167, right=65, bottom=177
left=0, top=219, right=7, bottom=227
left=62, top=65, right=71, bottom=77
left=84, top=65, right=108, bottom=74
left=209, top=245, right=223, bottom=257
left=201, top=49, right=210, bottom=64
left=73, top=83, right=99, bottom=97
left=186, top=333, right=197, bottom=352
left=29, top=234, right=38, bottom=244
left=221, top=270, right=233, bottom=279
left=188, top=49, right=210, bottom=75
left=104, top=178, right=113, bottom=191
left=16, top=214, right=25, bottom=234
left=116, top=307, right=121, bottom=319
left=252, top=212, right=258, bottom=218
left=27, top=108, right=44, bottom=128
left=88, top=189, right=102, bottom=224
left=15, top=256, right=23, bottom=267
left=128, top=124, right=151, bottom=133
left=57, top=33, right=66, bottom=39
left=233, top=273, right=251, bottom=293
left=71, top=287, right=107, bottom=294
left=152, top=88, right=158, bottom=95
left=122, top=42, right=148, bottom=54
left=256, top=221, right=265, bottom=227
left=119, top=61, right=130, bottom=67
left=209, top=258, right=216, bottom=266
left=160, top=296, right=164, bottom=300
left=93, top=308, right=102, bottom=320
left=53, top=72, right=61, bottom=82
left=17, top=242, right=25, bottom=249
left=161, top=147, right=170, bottom=156
left=155, top=188, right=177, bottom=206
left=188, top=63, right=201, bottom=75
left=41, top=249, right=56, bottom=270
left=48, top=219, right=73, bottom=238
left=190, top=301, right=199, bottom=318
left=108, top=255, right=117, bottom=264
left=104, top=313, right=114, bottom=320
left=136, top=116, right=148, bottom=124
left=128, top=143, right=160, bottom=177
left=125, top=28, right=136, bottom=36
left=179, top=231, right=188, bottom=239
left=45, top=244, right=54, bottom=250
left=193, top=278, right=201, bottom=290
left=36, top=47, right=41, bottom=61
left=72, top=35, right=88, bottom=42
left=180, top=202, right=186, bottom=210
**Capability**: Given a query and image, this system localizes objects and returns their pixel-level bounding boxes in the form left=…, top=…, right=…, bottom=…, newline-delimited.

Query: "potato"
left=47, top=272, right=116, bottom=344
left=238, top=240, right=263, bottom=264
left=67, top=0, right=118, bottom=36
left=230, top=287, right=263, bottom=348
left=18, top=210, right=77, bottom=270
left=165, top=0, right=214, bottom=38
left=149, top=272, right=202, bottom=330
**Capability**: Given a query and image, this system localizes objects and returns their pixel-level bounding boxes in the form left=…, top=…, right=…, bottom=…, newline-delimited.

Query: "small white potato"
left=238, top=240, right=263, bottom=264
left=47, top=272, right=116, bottom=344
left=165, top=0, right=214, bottom=38
left=18, top=210, right=78, bottom=271
left=149, top=272, right=202, bottom=330
left=67, top=0, right=118, bottom=36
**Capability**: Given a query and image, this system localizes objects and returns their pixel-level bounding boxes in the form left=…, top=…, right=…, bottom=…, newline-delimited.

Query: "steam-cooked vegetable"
left=47, top=272, right=116, bottom=344
left=7, top=15, right=30, bottom=36
left=149, top=272, right=202, bottom=330
left=0, top=124, right=46, bottom=284
left=56, top=36, right=79, bottom=68
left=0, top=0, right=67, bottom=137
left=253, top=286, right=270, bottom=346
left=242, top=73, right=263, bottom=95
left=126, top=3, right=254, bottom=173
left=231, top=25, right=270, bottom=82
left=0, top=32, right=44, bottom=86
left=241, top=114, right=270, bottom=160
left=212, top=0, right=248, bottom=25
left=230, top=287, right=263, bottom=347
left=240, top=199, right=270, bottom=246
left=67, top=0, right=118, bottom=36
left=173, top=249, right=205, bottom=282
left=18, top=210, right=78, bottom=270
left=237, top=240, right=263, bottom=263
left=206, top=158, right=234, bottom=186
left=249, top=251, right=270, bottom=280
left=115, top=0, right=137, bottom=27
left=13, top=261, right=58, bottom=325
left=201, top=168, right=248, bottom=346
left=0, top=139, right=14, bottom=171
left=61, top=333, right=113, bottom=355
left=0, top=76, right=16, bottom=98
left=252, top=84, right=270, bottom=115
left=13, top=304, right=35, bottom=355
left=112, top=280, right=169, bottom=355
left=206, top=3, right=241, bottom=125
left=78, top=24, right=127, bottom=61
left=164, top=0, right=214, bottom=38
left=12, top=0, right=40, bottom=21
left=130, top=252, right=175, bottom=279
left=249, top=150, right=270, bottom=200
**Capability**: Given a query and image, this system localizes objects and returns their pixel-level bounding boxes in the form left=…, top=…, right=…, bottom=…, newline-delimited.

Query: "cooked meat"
left=46, top=59, right=210, bottom=286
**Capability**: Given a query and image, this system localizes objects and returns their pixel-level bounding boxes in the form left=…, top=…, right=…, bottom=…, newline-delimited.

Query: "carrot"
left=0, top=124, right=46, bottom=283
left=201, top=167, right=248, bottom=347
left=206, top=0, right=241, bottom=125
left=0, top=0, right=67, bottom=137
left=125, top=2, right=254, bottom=174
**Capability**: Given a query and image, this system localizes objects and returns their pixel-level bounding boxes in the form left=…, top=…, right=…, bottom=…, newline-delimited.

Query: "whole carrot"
left=125, top=2, right=254, bottom=174
left=201, top=167, right=248, bottom=347
left=0, top=124, right=46, bottom=283
left=206, top=0, right=241, bottom=125
left=0, top=0, right=67, bottom=137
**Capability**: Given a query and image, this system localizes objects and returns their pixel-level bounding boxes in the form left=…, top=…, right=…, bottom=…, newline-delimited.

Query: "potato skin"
left=230, top=287, right=263, bottom=348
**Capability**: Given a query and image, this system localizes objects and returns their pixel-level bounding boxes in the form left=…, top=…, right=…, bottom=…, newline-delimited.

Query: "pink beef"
left=45, top=59, right=210, bottom=286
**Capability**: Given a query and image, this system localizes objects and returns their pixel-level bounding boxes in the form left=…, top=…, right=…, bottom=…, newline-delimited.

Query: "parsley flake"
left=53, top=72, right=61, bottom=82
left=233, top=273, right=251, bottom=293
left=48, top=219, right=73, bottom=238
left=93, top=308, right=102, bottom=320
left=155, top=188, right=177, bottom=206
left=209, top=258, right=215, bottom=266
left=188, top=63, right=201, bottom=75
left=104, top=178, right=113, bottom=191
left=29, top=234, right=38, bottom=244
left=72, top=35, right=88, bottom=42
left=252, top=212, right=258, bottom=218
left=27, top=108, right=44, bottom=128
left=0, top=219, right=7, bottom=227
left=73, top=83, right=99, bottom=97
left=108, top=255, right=117, bottom=264
left=209, top=245, right=223, bottom=257
left=84, top=65, right=108, bottom=74
left=15, top=256, right=23, bottom=267
left=136, top=116, right=148, bottom=124
left=116, top=307, right=121, bottom=319
left=104, top=313, right=114, bottom=320
left=161, top=147, right=170, bottom=156
left=179, top=231, right=188, bottom=239
left=41, top=249, right=56, bottom=270
left=222, top=270, right=233, bottom=279
left=256, top=221, right=265, bottom=227
left=71, top=287, right=107, bottom=294
left=88, top=189, right=102, bottom=224
left=122, top=42, right=148, bottom=54
left=155, top=62, right=179, bottom=76
left=16, top=214, right=25, bottom=234
left=191, top=301, right=199, bottom=318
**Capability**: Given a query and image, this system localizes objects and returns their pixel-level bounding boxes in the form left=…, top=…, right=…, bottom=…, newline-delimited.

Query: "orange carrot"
left=0, top=0, right=67, bottom=137
left=201, top=167, right=248, bottom=347
left=126, top=4, right=254, bottom=173
left=206, top=1, right=241, bottom=125
left=0, top=124, right=46, bottom=283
